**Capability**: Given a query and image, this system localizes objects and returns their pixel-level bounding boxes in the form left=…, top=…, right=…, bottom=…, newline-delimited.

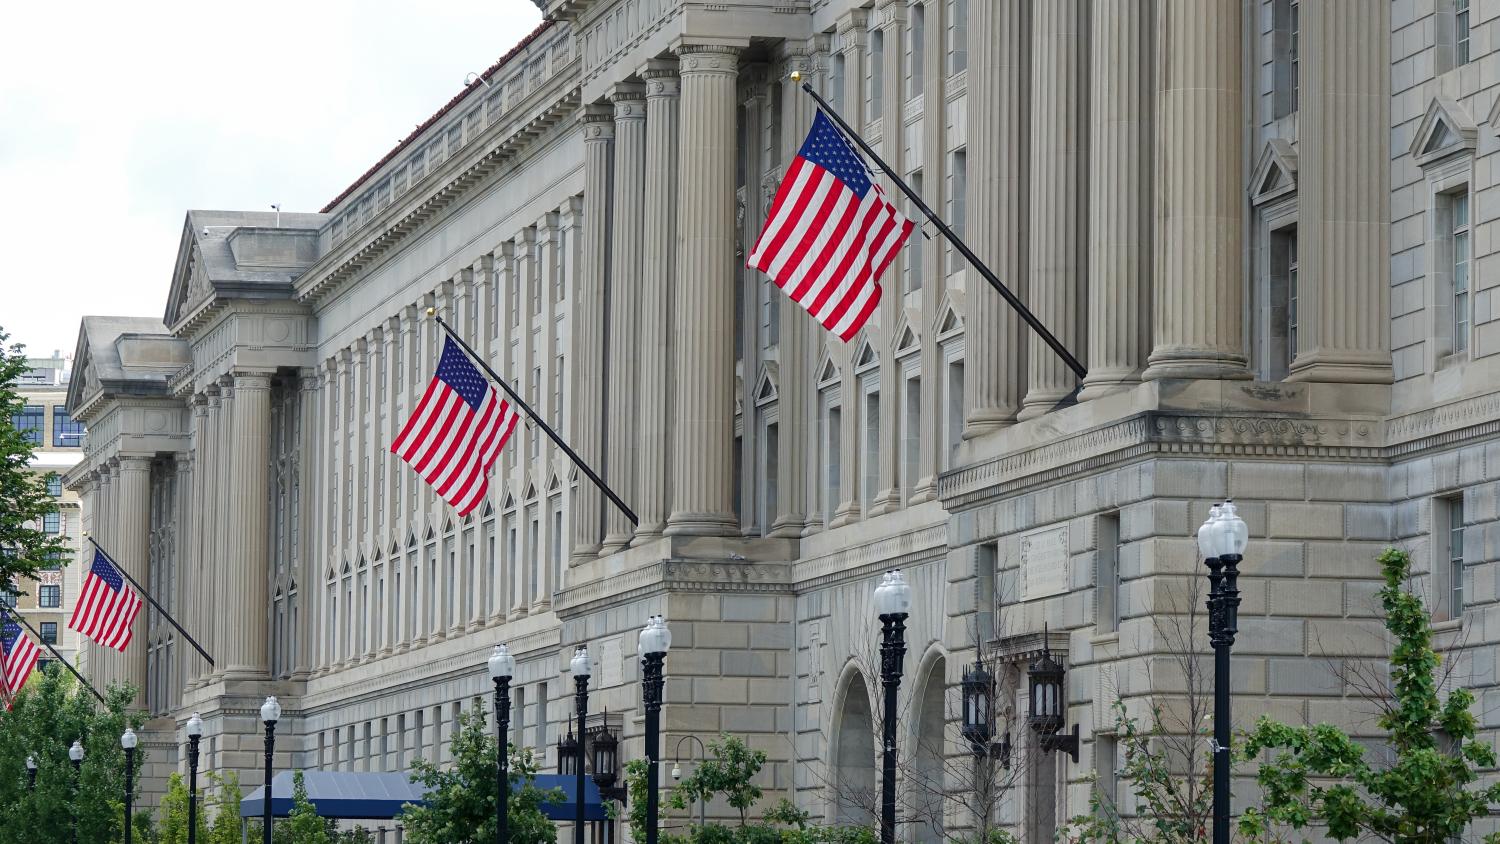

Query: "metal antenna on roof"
left=270, top=204, right=281, bottom=227
left=464, top=72, right=493, bottom=89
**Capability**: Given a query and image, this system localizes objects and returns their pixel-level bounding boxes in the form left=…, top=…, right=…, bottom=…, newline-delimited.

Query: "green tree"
left=1239, top=548, right=1500, bottom=842
left=276, top=770, right=332, bottom=844
left=669, top=734, right=766, bottom=827
left=157, top=771, right=212, bottom=844
left=400, top=706, right=562, bottom=844
left=204, top=770, right=255, bottom=844
left=0, top=325, right=69, bottom=594
left=0, top=666, right=145, bottom=844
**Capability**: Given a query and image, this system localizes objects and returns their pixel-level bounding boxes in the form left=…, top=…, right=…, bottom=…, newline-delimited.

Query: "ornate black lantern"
left=961, top=661, right=994, bottom=748
left=558, top=729, right=580, bottom=777
left=591, top=724, right=624, bottom=802
left=1026, top=639, right=1078, bottom=762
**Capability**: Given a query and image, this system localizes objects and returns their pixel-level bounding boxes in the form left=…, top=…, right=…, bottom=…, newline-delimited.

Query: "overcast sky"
left=0, top=0, right=543, bottom=361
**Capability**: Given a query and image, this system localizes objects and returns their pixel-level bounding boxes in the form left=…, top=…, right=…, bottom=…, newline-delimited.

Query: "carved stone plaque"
left=1019, top=524, right=1069, bottom=602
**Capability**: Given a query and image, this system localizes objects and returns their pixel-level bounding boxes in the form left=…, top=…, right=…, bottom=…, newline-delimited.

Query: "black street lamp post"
left=187, top=713, right=204, bottom=844
left=122, top=728, right=138, bottom=844
left=1199, top=501, right=1248, bottom=844
left=25, top=755, right=35, bottom=791
left=68, top=740, right=83, bottom=844
left=489, top=644, right=516, bottom=844
left=260, top=696, right=282, bottom=844
left=874, top=570, right=912, bottom=844
left=639, top=616, right=671, bottom=844
left=570, top=645, right=592, bottom=844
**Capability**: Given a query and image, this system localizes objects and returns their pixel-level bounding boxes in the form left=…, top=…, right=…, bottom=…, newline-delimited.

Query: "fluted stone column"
left=1081, top=0, right=1152, bottom=399
left=603, top=82, right=647, bottom=552
left=114, top=455, right=151, bottom=706
left=224, top=372, right=272, bottom=680
left=572, top=105, right=612, bottom=561
left=185, top=395, right=210, bottom=685
left=1019, top=0, right=1087, bottom=420
left=1286, top=0, right=1392, bottom=384
left=295, top=372, right=319, bottom=677
left=769, top=43, right=820, bottom=538
left=635, top=61, right=679, bottom=544
left=209, top=376, right=233, bottom=682
left=1143, top=0, right=1251, bottom=380
left=964, top=0, right=1029, bottom=432
left=667, top=43, right=742, bottom=537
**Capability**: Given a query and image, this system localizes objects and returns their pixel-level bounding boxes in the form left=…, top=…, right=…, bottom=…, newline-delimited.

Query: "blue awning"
left=240, top=770, right=608, bottom=822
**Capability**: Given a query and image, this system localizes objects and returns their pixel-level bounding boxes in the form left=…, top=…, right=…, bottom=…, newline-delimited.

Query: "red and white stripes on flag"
left=391, top=337, right=519, bottom=516
left=69, top=547, right=144, bottom=652
left=1, top=621, right=41, bottom=707
left=749, top=110, right=914, bottom=341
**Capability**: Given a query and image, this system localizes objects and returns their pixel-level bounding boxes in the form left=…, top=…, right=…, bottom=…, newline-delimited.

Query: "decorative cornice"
left=556, top=559, right=793, bottom=619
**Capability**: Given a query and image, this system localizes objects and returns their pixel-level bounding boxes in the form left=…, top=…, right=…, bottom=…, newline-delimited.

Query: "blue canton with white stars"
left=1, top=622, right=21, bottom=654
left=798, top=111, right=873, bottom=199
left=436, top=338, right=490, bottom=411
left=90, top=549, right=125, bottom=593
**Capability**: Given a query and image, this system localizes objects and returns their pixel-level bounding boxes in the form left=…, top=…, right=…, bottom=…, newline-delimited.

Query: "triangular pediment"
left=816, top=351, right=839, bottom=387
left=935, top=297, right=963, bottom=338
left=853, top=339, right=877, bottom=372
left=892, top=318, right=919, bottom=357
left=754, top=364, right=780, bottom=405
left=1249, top=138, right=1299, bottom=207
left=1410, top=97, right=1478, bottom=166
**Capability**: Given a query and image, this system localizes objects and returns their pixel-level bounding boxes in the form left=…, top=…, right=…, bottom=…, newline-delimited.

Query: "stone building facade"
left=60, top=0, right=1500, bottom=838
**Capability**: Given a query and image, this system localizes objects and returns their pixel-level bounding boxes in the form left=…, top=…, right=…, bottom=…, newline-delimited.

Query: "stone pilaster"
left=603, top=82, right=647, bottom=552
left=1081, top=0, right=1152, bottom=399
left=186, top=394, right=211, bottom=686
left=114, top=455, right=151, bottom=706
left=963, top=1, right=1028, bottom=431
left=1285, top=0, right=1393, bottom=384
left=295, top=372, right=319, bottom=677
left=769, top=42, right=820, bottom=538
left=572, top=104, right=612, bottom=561
left=1143, top=0, right=1251, bottom=380
left=209, top=376, right=233, bottom=681
left=1019, top=0, right=1087, bottom=420
left=224, top=372, right=272, bottom=680
left=667, top=43, right=742, bottom=537
left=634, top=61, right=679, bottom=544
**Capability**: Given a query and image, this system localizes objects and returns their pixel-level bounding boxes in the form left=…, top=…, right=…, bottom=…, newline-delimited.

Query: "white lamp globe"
left=121, top=728, right=137, bottom=751
left=69, top=741, right=84, bottom=763
left=1197, top=504, right=1224, bottom=560
left=571, top=645, right=591, bottom=678
left=186, top=713, right=204, bottom=739
left=489, top=643, right=516, bottom=681
left=260, top=695, right=282, bottom=725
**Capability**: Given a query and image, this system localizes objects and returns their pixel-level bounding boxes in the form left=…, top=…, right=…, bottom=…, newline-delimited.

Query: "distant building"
left=6, top=351, right=85, bottom=670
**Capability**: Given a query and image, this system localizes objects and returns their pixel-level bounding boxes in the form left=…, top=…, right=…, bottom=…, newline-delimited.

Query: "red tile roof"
left=320, top=19, right=557, bottom=214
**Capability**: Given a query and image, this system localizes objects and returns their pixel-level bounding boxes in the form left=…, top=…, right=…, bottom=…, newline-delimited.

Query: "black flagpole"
left=85, top=537, right=215, bottom=668
left=430, top=312, right=640, bottom=527
left=792, top=75, right=1088, bottom=381
left=0, top=603, right=107, bottom=705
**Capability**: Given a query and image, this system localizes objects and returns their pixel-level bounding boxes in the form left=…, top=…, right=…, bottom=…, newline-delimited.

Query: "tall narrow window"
left=759, top=419, right=780, bottom=534
left=550, top=499, right=563, bottom=593
left=832, top=53, right=846, bottom=114
left=1097, top=513, right=1121, bottom=633
left=902, top=375, right=921, bottom=498
left=907, top=170, right=924, bottom=292
left=826, top=404, right=842, bottom=522
left=863, top=389, right=881, bottom=513
left=1457, top=0, right=1472, bottom=65
left=1436, top=495, right=1467, bottom=620
left=947, top=150, right=967, bottom=275
left=1095, top=736, right=1119, bottom=812
left=1453, top=190, right=1471, bottom=354
left=1290, top=1, right=1300, bottom=110
left=869, top=30, right=884, bottom=121
left=947, top=0, right=968, bottom=74
left=1450, top=496, right=1466, bottom=617
left=909, top=4, right=925, bottom=98
left=945, top=358, right=964, bottom=468
left=1287, top=230, right=1300, bottom=363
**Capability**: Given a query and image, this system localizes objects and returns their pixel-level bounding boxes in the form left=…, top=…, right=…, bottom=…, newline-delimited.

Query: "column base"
left=218, top=667, right=272, bottom=682
left=1142, top=349, right=1251, bottom=381
left=1285, top=353, right=1394, bottom=385
left=767, top=514, right=808, bottom=539
left=1018, top=388, right=1076, bottom=421
left=828, top=502, right=860, bottom=529
left=909, top=477, right=939, bottom=505
left=664, top=511, right=740, bottom=537
left=1078, top=370, right=1142, bottom=401
left=867, top=488, right=903, bottom=517
left=629, top=526, right=666, bottom=547
left=599, top=533, right=632, bottom=554
left=962, top=410, right=1018, bottom=439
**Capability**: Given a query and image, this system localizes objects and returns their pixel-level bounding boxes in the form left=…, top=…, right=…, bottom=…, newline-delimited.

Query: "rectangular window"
left=13, top=406, right=43, bottom=445
left=902, top=375, right=921, bottom=498
left=863, top=389, right=881, bottom=513
left=868, top=30, right=884, bottom=121
left=909, top=5, right=925, bottom=98
left=1453, top=190, right=1471, bottom=354
left=831, top=52, right=846, bottom=114
left=1287, top=230, right=1300, bottom=363
left=551, top=504, right=563, bottom=591
left=1436, top=495, right=1467, bottom=620
left=761, top=422, right=779, bottom=533
left=948, top=150, right=967, bottom=274
left=1290, top=1, right=1300, bottom=111
left=40, top=621, right=58, bottom=644
left=1095, top=735, right=1119, bottom=812
left=1457, top=0, right=1471, bottom=65
left=557, top=226, right=569, bottom=302
left=947, top=0, right=968, bottom=75
left=976, top=542, right=997, bottom=641
left=1450, top=496, right=1466, bottom=617
left=1097, top=513, right=1121, bottom=633
left=52, top=407, right=83, bottom=447
left=46, top=476, right=62, bottom=497
left=43, top=512, right=59, bottom=534
left=823, top=400, right=842, bottom=523
left=513, top=686, right=527, bottom=749
left=0, top=588, right=15, bottom=608
left=39, top=585, right=61, bottom=608
left=907, top=170, right=924, bottom=292
left=945, top=358, right=964, bottom=468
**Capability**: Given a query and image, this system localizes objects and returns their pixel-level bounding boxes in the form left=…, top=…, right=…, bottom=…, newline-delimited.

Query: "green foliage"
left=156, top=771, right=211, bottom=844
left=1238, top=547, right=1500, bottom=843
left=0, top=325, right=70, bottom=595
left=204, top=770, right=256, bottom=844
left=400, top=705, right=562, bottom=844
left=0, top=665, right=145, bottom=844
left=278, top=770, right=333, bottom=844
left=1060, top=700, right=1213, bottom=844
left=668, top=734, right=766, bottom=826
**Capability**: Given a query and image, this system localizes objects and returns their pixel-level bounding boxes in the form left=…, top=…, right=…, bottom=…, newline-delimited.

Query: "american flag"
left=1, top=621, right=41, bottom=707
left=749, top=110, right=915, bottom=341
left=69, top=547, right=144, bottom=652
left=391, top=337, right=519, bottom=516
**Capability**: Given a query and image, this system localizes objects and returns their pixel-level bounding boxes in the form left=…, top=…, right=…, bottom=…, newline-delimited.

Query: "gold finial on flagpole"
left=426, top=306, right=436, bottom=317
left=789, top=70, right=802, bottom=83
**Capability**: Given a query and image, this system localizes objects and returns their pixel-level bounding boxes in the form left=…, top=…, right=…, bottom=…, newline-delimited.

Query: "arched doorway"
left=832, top=671, right=878, bottom=826
left=910, top=657, right=946, bottom=844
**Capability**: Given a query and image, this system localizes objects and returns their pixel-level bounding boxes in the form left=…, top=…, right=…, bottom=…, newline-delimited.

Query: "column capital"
left=117, top=455, right=153, bottom=473
left=674, top=43, right=743, bottom=76
left=581, top=103, right=615, bottom=141
left=399, top=305, right=419, bottom=332
left=776, top=46, right=817, bottom=81
left=300, top=370, right=321, bottom=393
left=233, top=371, right=275, bottom=391
left=191, top=393, right=210, bottom=413
left=561, top=194, right=584, bottom=221
left=642, top=59, right=680, bottom=97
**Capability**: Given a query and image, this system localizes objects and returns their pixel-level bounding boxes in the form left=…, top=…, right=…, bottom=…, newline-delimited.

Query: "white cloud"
left=0, top=0, right=542, bottom=358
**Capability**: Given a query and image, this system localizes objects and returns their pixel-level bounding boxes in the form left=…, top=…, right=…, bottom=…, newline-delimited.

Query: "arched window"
left=832, top=673, right=878, bottom=826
